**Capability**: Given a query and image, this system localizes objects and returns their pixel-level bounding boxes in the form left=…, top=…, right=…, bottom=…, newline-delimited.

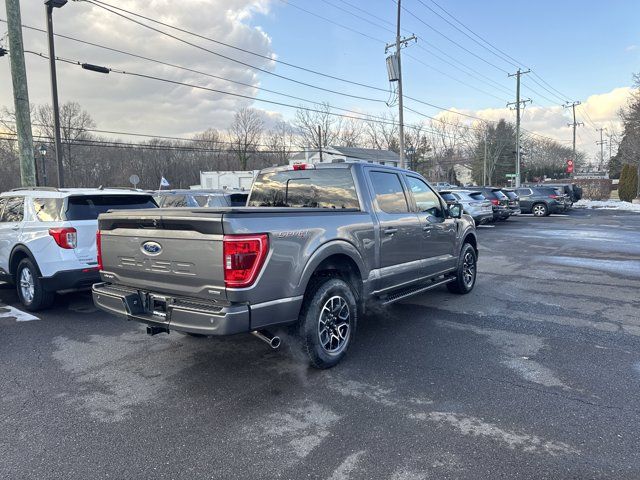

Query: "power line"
left=422, top=0, right=571, bottom=103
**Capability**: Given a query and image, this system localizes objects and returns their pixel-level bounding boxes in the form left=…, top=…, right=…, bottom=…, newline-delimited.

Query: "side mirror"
left=449, top=203, right=463, bottom=219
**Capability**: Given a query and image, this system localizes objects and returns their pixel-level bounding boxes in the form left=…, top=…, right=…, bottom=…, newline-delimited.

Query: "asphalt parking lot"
left=2, top=209, right=640, bottom=479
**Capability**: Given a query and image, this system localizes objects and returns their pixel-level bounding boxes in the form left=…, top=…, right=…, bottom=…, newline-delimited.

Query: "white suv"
left=0, top=188, right=157, bottom=310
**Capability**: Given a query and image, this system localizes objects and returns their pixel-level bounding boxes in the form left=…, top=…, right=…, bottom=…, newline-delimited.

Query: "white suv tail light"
left=49, top=227, right=78, bottom=249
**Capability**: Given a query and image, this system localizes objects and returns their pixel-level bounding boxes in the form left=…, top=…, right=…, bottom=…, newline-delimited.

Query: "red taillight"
left=549, top=194, right=557, bottom=199
left=96, top=230, right=103, bottom=271
left=490, top=199, right=499, bottom=206
left=49, top=227, right=77, bottom=249
left=223, top=234, right=269, bottom=288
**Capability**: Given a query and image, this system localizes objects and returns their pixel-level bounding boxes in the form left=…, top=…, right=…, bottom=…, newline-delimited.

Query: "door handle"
left=11, top=226, right=20, bottom=231
left=383, top=227, right=398, bottom=235
left=422, top=224, right=434, bottom=231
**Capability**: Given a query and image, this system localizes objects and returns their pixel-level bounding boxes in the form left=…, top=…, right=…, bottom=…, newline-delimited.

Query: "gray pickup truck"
left=93, top=163, right=478, bottom=368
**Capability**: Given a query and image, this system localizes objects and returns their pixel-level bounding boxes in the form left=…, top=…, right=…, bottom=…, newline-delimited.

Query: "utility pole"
left=483, top=129, right=487, bottom=186
left=564, top=101, right=583, bottom=176
left=507, top=69, right=531, bottom=188
left=317, top=125, right=323, bottom=163
left=596, top=128, right=607, bottom=171
left=385, top=0, right=416, bottom=170
left=45, top=0, right=68, bottom=188
left=5, top=0, right=36, bottom=187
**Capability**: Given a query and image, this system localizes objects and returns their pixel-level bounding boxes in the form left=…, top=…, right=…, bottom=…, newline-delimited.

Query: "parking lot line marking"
left=0, top=305, right=40, bottom=322
left=477, top=225, right=495, bottom=228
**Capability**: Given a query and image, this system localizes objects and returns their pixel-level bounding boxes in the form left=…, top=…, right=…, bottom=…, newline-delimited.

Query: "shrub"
left=618, top=164, right=639, bottom=202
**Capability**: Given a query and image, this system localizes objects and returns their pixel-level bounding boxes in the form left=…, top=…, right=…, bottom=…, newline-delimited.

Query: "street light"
left=45, top=0, right=66, bottom=188
left=38, top=144, right=48, bottom=186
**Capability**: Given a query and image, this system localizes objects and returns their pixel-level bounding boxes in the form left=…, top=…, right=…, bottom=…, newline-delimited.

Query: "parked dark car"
left=440, top=190, right=493, bottom=225
left=524, top=183, right=581, bottom=203
left=501, top=189, right=521, bottom=216
left=155, top=189, right=248, bottom=208
left=515, top=186, right=565, bottom=216
left=467, top=187, right=510, bottom=221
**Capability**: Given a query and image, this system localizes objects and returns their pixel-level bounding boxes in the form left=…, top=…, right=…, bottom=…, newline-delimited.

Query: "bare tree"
left=338, top=119, right=364, bottom=147
left=294, top=103, right=343, bottom=150
left=228, top=107, right=264, bottom=170
left=265, top=121, right=295, bottom=166
left=34, top=102, right=96, bottom=186
left=364, top=112, right=398, bottom=152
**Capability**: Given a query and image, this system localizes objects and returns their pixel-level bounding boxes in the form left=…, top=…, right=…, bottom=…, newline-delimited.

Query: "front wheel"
left=298, top=276, right=358, bottom=369
left=16, top=258, right=55, bottom=311
left=447, top=243, right=477, bottom=294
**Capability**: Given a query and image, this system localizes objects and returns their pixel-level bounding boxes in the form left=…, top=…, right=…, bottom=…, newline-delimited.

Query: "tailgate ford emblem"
left=141, top=241, right=162, bottom=256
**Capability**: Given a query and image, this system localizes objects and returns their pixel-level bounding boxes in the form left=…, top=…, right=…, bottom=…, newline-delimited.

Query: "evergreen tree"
left=618, top=164, right=638, bottom=202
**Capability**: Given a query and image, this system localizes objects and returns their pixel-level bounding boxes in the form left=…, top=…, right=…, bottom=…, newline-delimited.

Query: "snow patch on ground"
left=574, top=199, right=640, bottom=212
left=0, top=305, right=39, bottom=322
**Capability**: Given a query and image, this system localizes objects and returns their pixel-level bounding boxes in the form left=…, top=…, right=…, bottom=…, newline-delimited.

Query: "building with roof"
left=289, top=146, right=400, bottom=167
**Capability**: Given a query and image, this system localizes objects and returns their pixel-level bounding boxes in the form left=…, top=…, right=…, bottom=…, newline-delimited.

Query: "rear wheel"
left=298, top=276, right=357, bottom=369
left=15, top=258, right=55, bottom=311
left=447, top=243, right=477, bottom=294
left=532, top=203, right=548, bottom=217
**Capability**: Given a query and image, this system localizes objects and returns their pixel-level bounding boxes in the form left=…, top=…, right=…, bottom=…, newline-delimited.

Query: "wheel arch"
left=9, top=245, right=40, bottom=279
left=298, top=241, right=367, bottom=307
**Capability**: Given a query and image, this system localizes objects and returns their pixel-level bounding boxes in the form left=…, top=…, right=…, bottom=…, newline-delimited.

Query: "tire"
left=532, top=203, right=548, bottom=217
left=447, top=243, right=477, bottom=294
left=15, top=258, right=55, bottom=311
left=298, top=276, right=358, bottom=369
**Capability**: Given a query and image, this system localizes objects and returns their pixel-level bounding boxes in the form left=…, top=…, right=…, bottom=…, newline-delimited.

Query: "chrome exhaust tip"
left=251, top=330, right=281, bottom=349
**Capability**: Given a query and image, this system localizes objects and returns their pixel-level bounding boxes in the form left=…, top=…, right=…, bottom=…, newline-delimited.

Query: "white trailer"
left=199, top=170, right=258, bottom=190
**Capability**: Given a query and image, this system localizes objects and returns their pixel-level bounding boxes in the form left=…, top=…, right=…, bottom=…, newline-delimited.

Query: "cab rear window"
left=65, top=195, right=158, bottom=220
left=248, top=169, right=359, bottom=209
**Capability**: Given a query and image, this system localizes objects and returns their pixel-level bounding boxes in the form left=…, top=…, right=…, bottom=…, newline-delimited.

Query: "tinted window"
left=66, top=195, right=157, bottom=220
left=469, top=192, right=485, bottom=201
left=248, top=169, right=360, bottom=209
left=0, top=197, right=24, bottom=222
left=535, top=188, right=556, bottom=196
left=516, top=188, right=531, bottom=196
left=440, top=192, right=457, bottom=202
left=406, top=176, right=444, bottom=218
left=161, top=195, right=189, bottom=208
left=229, top=193, right=248, bottom=206
left=503, top=191, right=518, bottom=200
left=493, top=190, right=508, bottom=200
left=370, top=172, right=409, bottom=213
left=33, top=198, right=64, bottom=221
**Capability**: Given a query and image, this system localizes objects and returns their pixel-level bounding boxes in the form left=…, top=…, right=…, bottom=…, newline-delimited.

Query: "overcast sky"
left=1, top=0, right=639, bottom=159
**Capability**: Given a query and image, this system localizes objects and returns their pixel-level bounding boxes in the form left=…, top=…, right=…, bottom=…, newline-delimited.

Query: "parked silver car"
left=439, top=190, right=494, bottom=225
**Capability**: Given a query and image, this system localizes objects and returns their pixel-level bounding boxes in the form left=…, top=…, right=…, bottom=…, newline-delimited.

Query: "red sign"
left=566, top=159, right=574, bottom=174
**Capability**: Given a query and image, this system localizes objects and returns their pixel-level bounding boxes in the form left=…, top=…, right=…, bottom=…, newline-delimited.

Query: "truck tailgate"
left=98, top=210, right=226, bottom=301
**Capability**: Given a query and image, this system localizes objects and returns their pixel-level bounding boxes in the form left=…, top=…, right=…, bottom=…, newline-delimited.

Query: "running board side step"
left=379, top=275, right=456, bottom=305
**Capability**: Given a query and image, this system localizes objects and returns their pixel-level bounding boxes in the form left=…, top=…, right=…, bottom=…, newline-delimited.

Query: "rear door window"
left=0, top=197, right=24, bottom=222
left=469, top=192, right=485, bottom=201
left=229, top=193, right=248, bottom=206
left=65, top=195, right=157, bottom=220
left=516, top=188, right=531, bottom=196
left=493, top=190, right=508, bottom=200
left=33, top=198, right=65, bottom=221
left=161, top=195, right=189, bottom=208
left=370, top=172, right=409, bottom=213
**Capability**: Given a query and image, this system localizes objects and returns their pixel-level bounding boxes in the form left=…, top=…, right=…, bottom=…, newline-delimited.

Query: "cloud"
left=429, top=87, right=633, bottom=159
left=0, top=0, right=276, bottom=138
left=626, top=45, right=638, bottom=52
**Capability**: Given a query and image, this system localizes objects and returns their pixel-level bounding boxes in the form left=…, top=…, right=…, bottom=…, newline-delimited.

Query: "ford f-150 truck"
left=93, top=163, right=478, bottom=368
